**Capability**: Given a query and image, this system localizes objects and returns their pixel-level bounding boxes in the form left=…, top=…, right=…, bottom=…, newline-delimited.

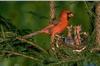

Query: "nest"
left=53, top=25, right=88, bottom=52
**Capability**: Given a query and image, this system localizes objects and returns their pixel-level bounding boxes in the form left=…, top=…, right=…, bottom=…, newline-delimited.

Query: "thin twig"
left=84, top=1, right=95, bottom=16
left=91, top=48, right=100, bottom=53
left=16, top=37, right=48, bottom=54
left=0, top=24, right=6, bottom=39
left=0, top=25, right=14, bottom=51
left=48, top=56, right=84, bottom=65
left=2, top=51, right=41, bottom=61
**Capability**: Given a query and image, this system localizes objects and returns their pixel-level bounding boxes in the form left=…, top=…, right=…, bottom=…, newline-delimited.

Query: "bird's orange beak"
left=69, top=13, right=74, bottom=17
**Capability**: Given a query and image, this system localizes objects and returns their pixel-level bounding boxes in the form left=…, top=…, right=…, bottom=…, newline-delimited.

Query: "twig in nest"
left=91, top=48, right=100, bottom=53
left=73, top=46, right=86, bottom=53
left=16, top=37, right=48, bottom=54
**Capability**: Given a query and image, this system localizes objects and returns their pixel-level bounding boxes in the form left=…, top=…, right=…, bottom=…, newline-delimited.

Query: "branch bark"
left=95, top=2, right=100, bottom=48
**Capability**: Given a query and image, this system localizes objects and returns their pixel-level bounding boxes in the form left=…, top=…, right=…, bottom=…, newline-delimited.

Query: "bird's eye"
left=68, top=12, right=74, bottom=17
left=67, top=12, right=72, bottom=15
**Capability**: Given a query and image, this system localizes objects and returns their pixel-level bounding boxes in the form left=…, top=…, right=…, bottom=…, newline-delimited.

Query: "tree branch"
left=1, top=50, right=41, bottom=61
left=16, top=37, right=48, bottom=54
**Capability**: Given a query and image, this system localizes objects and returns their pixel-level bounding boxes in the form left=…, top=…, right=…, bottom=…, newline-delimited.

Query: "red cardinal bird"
left=21, top=9, right=73, bottom=50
